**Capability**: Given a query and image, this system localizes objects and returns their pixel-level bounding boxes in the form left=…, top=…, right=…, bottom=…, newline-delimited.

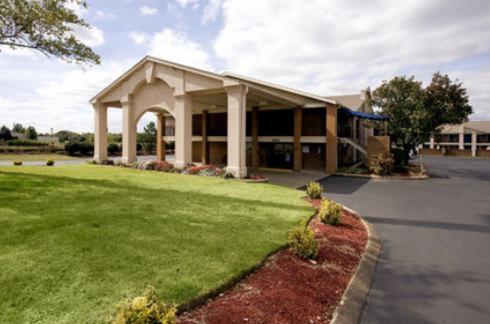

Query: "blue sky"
left=1, top=0, right=490, bottom=133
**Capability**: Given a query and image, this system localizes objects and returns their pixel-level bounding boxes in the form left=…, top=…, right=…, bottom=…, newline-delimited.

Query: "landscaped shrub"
left=318, top=199, right=342, bottom=225
left=391, top=148, right=405, bottom=168
left=306, top=181, right=323, bottom=199
left=46, top=159, right=55, bottom=166
left=288, top=221, right=318, bottom=259
left=65, top=141, right=93, bottom=156
left=154, top=161, right=176, bottom=172
left=367, top=153, right=394, bottom=175
left=181, top=164, right=224, bottom=176
left=6, top=139, right=44, bottom=146
left=108, top=143, right=121, bottom=155
left=86, top=159, right=98, bottom=165
left=13, top=160, right=22, bottom=166
left=112, top=286, right=176, bottom=324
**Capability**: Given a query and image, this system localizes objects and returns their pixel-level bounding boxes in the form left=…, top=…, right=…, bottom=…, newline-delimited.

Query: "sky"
left=1, top=0, right=490, bottom=133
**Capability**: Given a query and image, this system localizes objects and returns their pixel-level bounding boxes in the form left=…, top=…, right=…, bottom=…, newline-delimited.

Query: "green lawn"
left=0, top=153, right=83, bottom=161
left=0, top=165, right=312, bottom=323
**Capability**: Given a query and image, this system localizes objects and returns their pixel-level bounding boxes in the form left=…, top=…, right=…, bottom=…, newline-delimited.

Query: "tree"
left=372, top=74, right=472, bottom=163
left=137, top=121, right=157, bottom=153
left=425, top=72, right=472, bottom=130
left=372, top=76, right=427, bottom=163
left=0, top=0, right=100, bottom=64
left=12, top=122, right=25, bottom=133
left=55, top=130, right=80, bottom=142
left=25, top=125, right=37, bottom=140
left=0, top=125, right=13, bottom=141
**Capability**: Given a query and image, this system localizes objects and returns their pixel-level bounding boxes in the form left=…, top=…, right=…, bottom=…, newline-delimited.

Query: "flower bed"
left=178, top=199, right=368, bottom=323
left=89, top=159, right=269, bottom=182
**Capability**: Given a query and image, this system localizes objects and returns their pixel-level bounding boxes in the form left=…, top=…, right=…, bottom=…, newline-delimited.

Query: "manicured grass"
left=0, top=153, right=82, bottom=161
left=0, top=165, right=312, bottom=323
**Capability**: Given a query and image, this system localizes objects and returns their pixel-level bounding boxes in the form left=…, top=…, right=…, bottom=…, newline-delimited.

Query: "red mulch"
left=178, top=198, right=368, bottom=324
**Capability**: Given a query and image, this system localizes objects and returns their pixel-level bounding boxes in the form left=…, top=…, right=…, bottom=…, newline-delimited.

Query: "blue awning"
left=339, top=107, right=389, bottom=121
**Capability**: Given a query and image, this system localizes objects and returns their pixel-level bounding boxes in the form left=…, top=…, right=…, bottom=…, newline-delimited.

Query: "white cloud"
left=94, top=10, right=115, bottom=21
left=148, top=28, right=213, bottom=70
left=214, top=0, right=490, bottom=119
left=202, top=0, right=223, bottom=24
left=140, top=6, right=158, bottom=16
left=0, top=56, right=136, bottom=133
left=175, top=0, right=199, bottom=8
left=129, top=31, right=148, bottom=45
left=72, top=25, right=105, bottom=47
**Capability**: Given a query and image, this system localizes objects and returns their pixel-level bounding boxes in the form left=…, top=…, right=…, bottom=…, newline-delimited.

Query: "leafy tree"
left=137, top=121, right=157, bottom=153
left=55, top=130, right=80, bottom=142
left=12, top=122, right=25, bottom=133
left=425, top=72, right=472, bottom=130
left=372, top=73, right=472, bottom=163
left=0, top=125, right=13, bottom=141
left=0, top=0, right=100, bottom=64
left=25, top=125, right=37, bottom=140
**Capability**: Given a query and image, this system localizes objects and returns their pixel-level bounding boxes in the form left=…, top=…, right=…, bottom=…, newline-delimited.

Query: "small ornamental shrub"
left=46, top=159, right=55, bottom=166
left=86, top=159, right=98, bottom=165
left=306, top=181, right=323, bottom=199
left=288, top=221, right=318, bottom=259
left=13, top=160, right=22, bottom=166
left=318, top=199, right=342, bottom=225
left=367, top=153, right=394, bottom=175
left=100, top=159, right=114, bottom=165
left=107, top=143, right=121, bottom=155
left=391, top=148, right=405, bottom=168
left=112, top=286, right=176, bottom=324
left=154, top=161, right=175, bottom=172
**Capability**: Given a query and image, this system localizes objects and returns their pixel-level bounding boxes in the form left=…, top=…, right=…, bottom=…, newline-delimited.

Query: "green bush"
left=306, top=181, right=323, bottom=199
left=112, top=286, right=176, bottom=324
left=318, top=199, right=342, bottom=225
left=391, top=148, right=405, bottom=167
left=108, top=143, right=121, bottom=155
left=6, top=139, right=44, bottom=146
left=13, top=160, right=22, bottom=166
left=367, top=153, right=394, bottom=175
left=46, top=159, right=55, bottom=166
left=65, top=141, right=94, bottom=156
left=288, top=221, right=318, bottom=259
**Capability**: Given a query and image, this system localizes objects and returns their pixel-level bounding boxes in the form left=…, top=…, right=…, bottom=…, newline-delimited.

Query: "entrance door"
left=261, top=143, right=294, bottom=169
left=302, top=144, right=325, bottom=170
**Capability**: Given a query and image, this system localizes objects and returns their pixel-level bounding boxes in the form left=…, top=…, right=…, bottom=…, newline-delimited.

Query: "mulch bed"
left=178, top=198, right=368, bottom=324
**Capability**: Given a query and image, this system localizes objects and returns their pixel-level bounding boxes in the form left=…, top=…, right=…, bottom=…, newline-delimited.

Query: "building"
left=423, top=121, right=490, bottom=157
left=90, top=56, right=387, bottom=178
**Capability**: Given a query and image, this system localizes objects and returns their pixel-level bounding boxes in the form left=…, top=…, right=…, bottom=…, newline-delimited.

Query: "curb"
left=330, top=206, right=381, bottom=324
left=334, top=172, right=429, bottom=180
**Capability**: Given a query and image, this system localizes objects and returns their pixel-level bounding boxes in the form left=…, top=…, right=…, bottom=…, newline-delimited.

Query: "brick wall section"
left=367, top=136, right=390, bottom=157
left=325, top=105, right=338, bottom=173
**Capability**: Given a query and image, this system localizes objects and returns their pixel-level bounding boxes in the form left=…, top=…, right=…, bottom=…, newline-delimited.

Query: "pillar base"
left=121, top=157, right=136, bottom=164
left=226, top=166, right=247, bottom=179
left=94, top=155, right=107, bottom=163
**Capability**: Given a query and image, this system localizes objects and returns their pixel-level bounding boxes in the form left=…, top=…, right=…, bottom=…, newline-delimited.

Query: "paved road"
left=320, top=156, right=490, bottom=324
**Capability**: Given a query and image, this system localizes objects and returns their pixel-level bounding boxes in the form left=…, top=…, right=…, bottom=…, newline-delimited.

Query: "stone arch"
left=132, top=78, right=176, bottom=124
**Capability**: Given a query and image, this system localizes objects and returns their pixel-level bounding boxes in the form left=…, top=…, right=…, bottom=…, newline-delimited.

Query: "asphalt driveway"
left=320, top=156, right=490, bottom=324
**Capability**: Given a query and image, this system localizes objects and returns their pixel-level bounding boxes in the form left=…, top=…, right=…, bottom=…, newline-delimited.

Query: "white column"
left=121, top=95, right=137, bottom=163
left=459, top=126, right=465, bottom=150
left=471, top=130, right=477, bottom=157
left=174, top=94, right=193, bottom=168
left=93, top=102, right=108, bottom=162
left=429, top=135, right=435, bottom=149
left=226, top=85, right=248, bottom=178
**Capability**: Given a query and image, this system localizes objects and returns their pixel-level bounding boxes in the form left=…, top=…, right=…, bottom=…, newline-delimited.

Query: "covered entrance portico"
left=90, top=56, right=340, bottom=178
